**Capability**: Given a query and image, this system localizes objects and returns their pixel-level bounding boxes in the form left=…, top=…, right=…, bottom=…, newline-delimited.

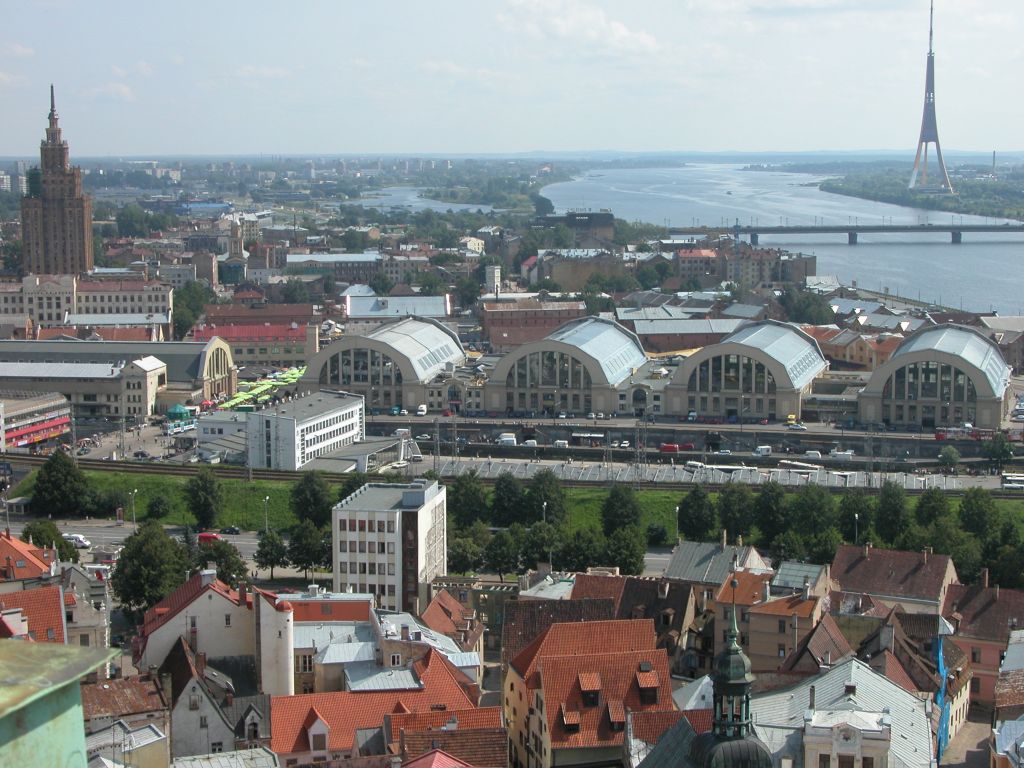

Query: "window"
left=211, top=742, right=223, bottom=753
left=863, top=758, right=874, bottom=768
left=971, top=677, right=981, bottom=694
left=200, top=716, right=208, bottom=729
left=311, top=734, right=327, bottom=751
left=80, top=634, right=90, bottom=647
left=300, top=654, right=313, bottom=673
left=391, top=653, right=402, bottom=666
left=190, top=616, right=197, bottom=629
left=818, top=756, right=830, bottom=768
left=778, top=645, right=787, bottom=658
left=225, top=614, right=232, bottom=627
left=189, top=695, right=200, bottom=710
left=971, top=647, right=981, bottom=663
left=778, top=619, right=787, bottom=634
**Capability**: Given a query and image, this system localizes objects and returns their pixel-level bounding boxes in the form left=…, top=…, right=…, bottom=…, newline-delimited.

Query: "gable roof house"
left=831, top=543, right=959, bottom=614
left=0, top=528, right=59, bottom=581
left=421, top=589, right=485, bottom=659
left=500, top=597, right=616, bottom=668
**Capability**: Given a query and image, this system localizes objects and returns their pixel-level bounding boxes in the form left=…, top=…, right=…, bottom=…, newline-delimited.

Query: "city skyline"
left=0, top=1, right=1021, bottom=157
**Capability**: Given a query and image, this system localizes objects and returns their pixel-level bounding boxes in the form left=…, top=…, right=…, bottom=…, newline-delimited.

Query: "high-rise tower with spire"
left=20, top=85, right=94, bottom=275
left=908, top=0, right=954, bottom=193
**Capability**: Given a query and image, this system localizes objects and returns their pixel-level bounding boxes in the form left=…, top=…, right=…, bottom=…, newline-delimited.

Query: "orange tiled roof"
left=401, top=729, right=507, bottom=768
left=288, top=597, right=372, bottom=623
left=270, top=649, right=476, bottom=756
left=541, top=650, right=674, bottom=750
left=402, top=749, right=474, bottom=768
left=510, top=619, right=656, bottom=684
left=715, top=571, right=773, bottom=607
left=832, top=545, right=955, bottom=603
left=631, top=710, right=713, bottom=743
left=571, top=574, right=626, bottom=610
left=0, top=584, right=65, bottom=642
left=192, top=323, right=309, bottom=343
left=386, top=706, right=502, bottom=742
left=421, top=589, right=468, bottom=636
left=0, top=530, right=57, bottom=580
left=140, top=572, right=248, bottom=639
left=749, top=593, right=819, bottom=618
left=870, top=649, right=919, bottom=693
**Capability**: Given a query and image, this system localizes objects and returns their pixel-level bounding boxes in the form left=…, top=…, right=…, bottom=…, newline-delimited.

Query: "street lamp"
left=542, top=501, right=548, bottom=524
left=674, top=505, right=680, bottom=544
left=130, top=488, right=138, bottom=531
left=263, top=496, right=270, bottom=533
left=854, top=513, right=859, bottom=545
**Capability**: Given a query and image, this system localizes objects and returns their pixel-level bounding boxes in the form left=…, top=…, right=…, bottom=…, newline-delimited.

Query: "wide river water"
left=540, top=165, right=1023, bottom=314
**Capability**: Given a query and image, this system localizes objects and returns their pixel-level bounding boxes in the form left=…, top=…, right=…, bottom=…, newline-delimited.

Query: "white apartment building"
left=245, top=391, right=364, bottom=471
left=332, top=479, right=447, bottom=613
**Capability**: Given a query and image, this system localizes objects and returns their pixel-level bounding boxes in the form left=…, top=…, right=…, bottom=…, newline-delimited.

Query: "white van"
left=416, top=404, right=427, bottom=416
left=752, top=445, right=772, bottom=457
left=523, top=439, right=538, bottom=447
left=496, top=435, right=517, bottom=447
left=804, top=450, right=822, bottom=459
left=553, top=439, right=569, bottom=449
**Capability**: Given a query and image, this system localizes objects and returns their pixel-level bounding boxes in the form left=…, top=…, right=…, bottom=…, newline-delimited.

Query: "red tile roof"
left=1, top=530, right=57, bottom=580
left=630, top=710, right=713, bottom=743
left=715, top=571, right=773, bottom=607
left=540, top=649, right=674, bottom=751
left=81, top=676, right=166, bottom=721
left=501, top=598, right=616, bottom=666
left=869, top=650, right=919, bottom=693
left=996, top=669, right=1024, bottom=709
left=288, top=596, right=372, bottom=623
left=943, top=583, right=1024, bottom=643
left=831, top=544, right=956, bottom=603
left=510, top=619, right=656, bottom=685
left=192, top=323, right=309, bottom=342
left=749, top=593, right=819, bottom=618
left=386, top=707, right=502, bottom=742
left=403, top=749, right=474, bottom=768
left=421, top=589, right=469, bottom=637
left=270, top=649, right=477, bottom=756
left=571, top=574, right=627, bottom=610
left=0, top=584, right=65, bottom=642
left=401, top=729, right=508, bottom=768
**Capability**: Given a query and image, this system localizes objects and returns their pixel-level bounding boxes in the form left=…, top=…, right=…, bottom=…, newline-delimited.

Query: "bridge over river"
left=669, top=222, right=1024, bottom=245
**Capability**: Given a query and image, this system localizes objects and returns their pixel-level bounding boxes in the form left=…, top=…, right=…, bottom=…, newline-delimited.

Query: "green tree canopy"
left=21, top=519, right=78, bottom=563
left=288, top=520, right=326, bottom=580
left=838, top=491, right=874, bottom=544
left=604, top=526, right=646, bottom=575
left=485, top=529, right=521, bottom=581
left=753, top=481, right=788, bottom=544
left=525, top=469, right=567, bottom=527
left=914, top=488, right=952, bottom=527
left=875, top=481, right=911, bottom=544
left=111, top=520, right=189, bottom=617
left=983, top=432, right=1014, bottom=471
left=146, top=496, right=174, bottom=520
left=716, top=484, right=755, bottom=539
left=601, top=484, right=642, bottom=536
left=448, top=471, right=490, bottom=528
left=281, top=278, right=310, bottom=304
left=522, top=521, right=563, bottom=569
left=290, top=471, right=334, bottom=528
left=194, top=539, right=247, bottom=588
left=491, top=472, right=526, bottom=527
left=184, top=468, right=223, bottom=530
left=448, top=536, right=485, bottom=574
left=678, top=486, right=717, bottom=542
left=959, top=488, right=1001, bottom=544
left=788, top=485, right=837, bottom=532
left=559, top=528, right=607, bottom=572
left=937, top=445, right=961, bottom=472
left=255, top=530, right=289, bottom=579
left=31, top=450, right=91, bottom=519
left=338, top=472, right=369, bottom=502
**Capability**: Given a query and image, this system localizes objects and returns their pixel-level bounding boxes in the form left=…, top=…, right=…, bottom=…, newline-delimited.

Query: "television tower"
left=908, top=0, right=954, bottom=192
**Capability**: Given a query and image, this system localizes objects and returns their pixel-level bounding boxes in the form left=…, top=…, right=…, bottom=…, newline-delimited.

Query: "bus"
left=163, top=418, right=197, bottom=435
left=1002, top=474, right=1024, bottom=490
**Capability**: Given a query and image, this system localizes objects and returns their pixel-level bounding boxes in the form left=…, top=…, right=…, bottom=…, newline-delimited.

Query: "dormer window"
left=636, top=661, right=659, bottom=705
left=579, top=672, right=601, bottom=707
left=560, top=703, right=580, bottom=733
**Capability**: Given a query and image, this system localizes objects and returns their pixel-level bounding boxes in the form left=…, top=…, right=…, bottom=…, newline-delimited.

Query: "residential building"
left=992, top=718, right=1024, bottom=768
left=286, top=251, right=382, bottom=284
left=499, top=597, right=616, bottom=668
left=20, top=87, right=93, bottom=275
left=81, top=673, right=170, bottom=737
left=160, top=637, right=237, bottom=758
left=943, top=571, right=1024, bottom=706
left=203, top=302, right=320, bottom=327
left=0, top=643, right=113, bottom=768
left=0, top=391, right=71, bottom=450
left=387, top=707, right=506, bottom=768
left=715, top=571, right=774, bottom=658
left=996, top=630, right=1024, bottom=723
left=505, top=619, right=676, bottom=768
left=480, top=299, right=587, bottom=352
left=746, top=590, right=824, bottom=674
left=332, top=479, right=447, bottom=613
left=244, top=390, right=364, bottom=471
left=85, top=719, right=169, bottom=767
left=0, top=529, right=59, bottom=581
left=831, top=543, right=959, bottom=614
left=0, top=583, right=65, bottom=641
left=432, top=576, right=520, bottom=652
left=421, top=588, right=485, bottom=657
left=662, top=534, right=772, bottom=610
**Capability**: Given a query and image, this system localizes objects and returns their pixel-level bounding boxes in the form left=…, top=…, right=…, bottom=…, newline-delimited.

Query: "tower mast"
left=909, top=0, right=954, bottom=192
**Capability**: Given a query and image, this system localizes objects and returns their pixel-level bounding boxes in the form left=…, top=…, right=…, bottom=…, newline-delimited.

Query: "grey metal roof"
left=341, top=284, right=377, bottom=296
left=546, top=317, right=647, bottom=386
left=287, top=252, right=381, bottom=264
left=344, top=660, right=422, bottom=691
left=750, top=658, right=934, bottom=768
left=664, top=541, right=755, bottom=586
left=446, top=651, right=481, bottom=670
left=292, top=621, right=370, bottom=651
left=0, top=361, right=124, bottom=379
left=1002, top=630, right=1024, bottom=672
left=672, top=674, right=714, bottom=711
left=615, top=306, right=694, bottom=322
left=64, top=312, right=172, bottom=325
left=315, top=640, right=376, bottom=666
left=364, top=317, right=465, bottom=382
left=722, top=321, right=827, bottom=389
left=347, top=295, right=448, bottom=319
left=632, top=319, right=746, bottom=336
left=0, top=339, right=227, bottom=385
left=85, top=720, right=165, bottom=753
left=892, top=324, right=1010, bottom=397
left=830, top=298, right=883, bottom=316
left=721, top=303, right=766, bottom=319
left=771, top=561, right=825, bottom=593
left=635, top=712, right=698, bottom=768
left=168, top=747, right=280, bottom=768
left=994, top=718, right=1024, bottom=766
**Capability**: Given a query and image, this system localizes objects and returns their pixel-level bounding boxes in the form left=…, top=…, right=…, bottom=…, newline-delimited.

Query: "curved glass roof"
left=723, top=321, right=826, bottom=389
left=366, top=318, right=464, bottom=382
left=546, top=317, right=647, bottom=385
left=893, top=324, right=1010, bottom=396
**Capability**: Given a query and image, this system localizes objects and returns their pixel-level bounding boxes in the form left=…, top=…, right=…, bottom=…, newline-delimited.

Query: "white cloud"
left=136, top=60, right=153, bottom=76
left=5, top=42, right=34, bottom=57
left=499, top=0, right=660, bottom=54
left=83, top=82, right=134, bottom=101
left=236, top=65, right=290, bottom=79
left=111, top=64, right=127, bottom=77
left=0, top=70, right=25, bottom=87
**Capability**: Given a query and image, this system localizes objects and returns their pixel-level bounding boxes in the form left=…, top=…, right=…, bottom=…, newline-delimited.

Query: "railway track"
left=6, top=453, right=1022, bottom=500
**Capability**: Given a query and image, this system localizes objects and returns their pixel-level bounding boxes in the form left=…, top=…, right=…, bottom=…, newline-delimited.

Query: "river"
left=540, top=165, right=1023, bottom=314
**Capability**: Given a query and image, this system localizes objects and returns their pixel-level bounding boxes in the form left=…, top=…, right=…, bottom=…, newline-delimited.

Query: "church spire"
left=712, top=575, right=756, bottom=740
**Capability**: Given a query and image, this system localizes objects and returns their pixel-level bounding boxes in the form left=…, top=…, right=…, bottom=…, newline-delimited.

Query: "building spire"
left=49, top=83, right=57, bottom=125
left=928, top=0, right=934, bottom=55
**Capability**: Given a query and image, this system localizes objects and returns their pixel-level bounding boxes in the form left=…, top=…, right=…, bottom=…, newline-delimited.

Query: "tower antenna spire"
left=928, top=0, right=934, bottom=54
left=49, top=83, right=56, bottom=117
left=908, top=0, right=953, bottom=193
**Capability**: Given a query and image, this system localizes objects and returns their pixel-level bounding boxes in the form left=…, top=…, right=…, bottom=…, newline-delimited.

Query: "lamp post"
left=263, top=495, right=270, bottom=533
left=130, top=488, right=138, bottom=531
left=542, top=501, right=548, bottom=524
left=854, top=513, right=859, bottom=545
left=674, top=505, right=680, bottom=544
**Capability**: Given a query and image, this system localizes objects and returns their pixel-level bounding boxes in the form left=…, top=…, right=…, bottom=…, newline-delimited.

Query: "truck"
left=752, top=445, right=772, bottom=457
left=495, top=432, right=517, bottom=446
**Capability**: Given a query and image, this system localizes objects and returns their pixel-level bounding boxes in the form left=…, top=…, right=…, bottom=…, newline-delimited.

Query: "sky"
left=0, top=0, right=1020, bottom=157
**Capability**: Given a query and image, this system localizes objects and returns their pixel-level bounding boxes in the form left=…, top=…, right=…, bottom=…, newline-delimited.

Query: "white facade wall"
left=256, top=592, right=294, bottom=696
left=169, top=682, right=234, bottom=758
left=139, top=586, right=253, bottom=671
left=246, top=395, right=364, bottom=471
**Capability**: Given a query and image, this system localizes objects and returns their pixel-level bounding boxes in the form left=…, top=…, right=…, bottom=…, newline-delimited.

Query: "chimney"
left=401, top=624, right=410, bottom=641
left=160, top=673, right=172, bottom=704
left=225, top=691, right=233, bottom=706
left=803, top=577, right=811, bottom=601
left=763, top=580, right=771, bottom=604
left=721, top=529, right=728, bottom=549
left=981, top=568, right=990, bottom=588
left=880, top=622, right=895, bottom=652
left=996, top=585, right=1000, bottom=601
left=196, top=651, right=207, bottom=678
left=238, top=582, right=248, bottom=604
left=658, top=580, right=670, bottom=600
left=200, top=568, right=217, bottom=587
left=809, top=684, right=815, bottom=709
left=737, top=534, right=744, bottom=548
left=148, top=665, right=158, bottom=681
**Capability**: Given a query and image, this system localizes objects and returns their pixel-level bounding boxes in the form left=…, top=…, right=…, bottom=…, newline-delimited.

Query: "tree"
left=914, top=488, right=951, bottom=527
left=147, top=496, right=174, bottom=520
left=338, top=472, right=369, bottom=502
left=959, top=488, right=1000, bottom=543
left=788, top=485, right=837, bottom=533
left=31, top=450, right=91, bottom=519
left=280, top=278, right=310, bottom=304
left=838, top=491, right=874, bottom=544
left=448, top=471, right=490, bottom=528
left=418, top=272, right=446, bottom=296
left=601, top=484, right=642, bottom=535
left=491, top=472, right=526, bottom=527
left=753, top=481, right=788, bottom=544
left=21, top=519, right=78, bottom=563
left=116, top=203, right=150, bottom=237
left=522, top=521, right=563, bottom=568
left=290, top=471, right=334, bottom=528
left=525, top=469, right=567, bottom=527
left=194, top=539, right=247, bottom=588
left=604, top=526, right=646, bottom=575
left=254, top=530, right=289, bottom=579
left=717, top=484, right=755, bottom=539
left=875, top=481, right=911, bottom=544
left=559, top=528, right=607, bottom=572
left=679, top=486, right=717, bottom=542
left=184, top=468, right=223, bottom=530
left=455, top=276, right=481, bottom=308
left=448, top=536, right=484, bottom=574
left=937, top=445, right=961, bottom=473
left=368, top=271, right=394, bottom=295
left=485, top=530, right=521, bottom=581
left=983, top=432, right=1014, bottom=472
left=111, top=520, right=189, bottom=617
left=288, top=520, right=326, bottom=580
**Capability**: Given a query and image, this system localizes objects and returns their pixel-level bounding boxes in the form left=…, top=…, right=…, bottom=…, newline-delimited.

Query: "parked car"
left=132, top=450, right=151, bottom=459
left=62, top=533, right=91, bottom=549
left=587, top=412, right=596, bottom=420
left=415, top=434, right=431, bottom=441
left=219, top=526, right=241, bottom=535
left=787, top=423, right=808, bottom=431
left=197, top=532, right=222, bottom=545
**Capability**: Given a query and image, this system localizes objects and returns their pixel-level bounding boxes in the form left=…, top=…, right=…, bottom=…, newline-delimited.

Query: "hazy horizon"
left=2, top=1, right=1020, bottom=157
